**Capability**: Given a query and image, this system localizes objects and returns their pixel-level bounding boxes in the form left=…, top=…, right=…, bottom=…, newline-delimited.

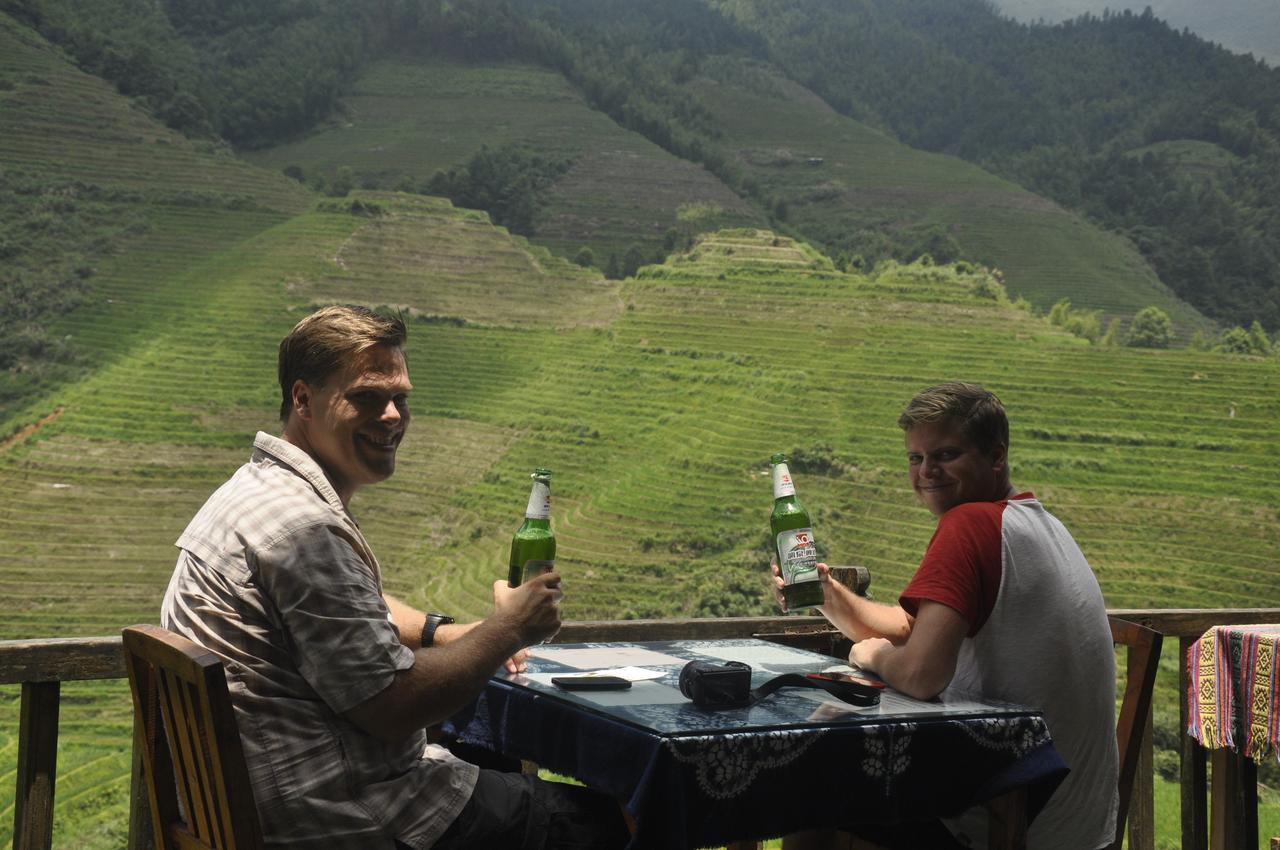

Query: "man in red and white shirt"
left=776, top=382, right=1117, bottom=850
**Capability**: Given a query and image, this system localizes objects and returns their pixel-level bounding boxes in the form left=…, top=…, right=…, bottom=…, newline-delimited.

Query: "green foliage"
left=572, top=246, right=594, bottom=267
left=676, top=201, right=723, bottom=222
left=1248, top=320, right=1274, bottom=355
left=426, top=145, right=573, bottom=236
left=327, top=166, right=355, bottom=198
left=7, top=0, right=370, bottom=147
left=1003, top=143, right=1280, bottom=333
left=621, top=244, right=649, bottom=278
left=1214, top=322, right=1274, bottom=356
left=1099, top=317, right=1122, bottom=348
left=1047, top=298, right=1102, bottom=343
left=708, top=0, right=1280, bottom=331
left=1217, top=326, right=1254, bottom=354
left=781, top=444, right=853, bottom=477
left=1126, top=306, right=1174, bottom=348
left=0, top=169, right=147, bottom=384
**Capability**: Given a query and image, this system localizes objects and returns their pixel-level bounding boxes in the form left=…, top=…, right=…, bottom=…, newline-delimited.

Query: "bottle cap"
left=770, top=453, right=787, bottom=465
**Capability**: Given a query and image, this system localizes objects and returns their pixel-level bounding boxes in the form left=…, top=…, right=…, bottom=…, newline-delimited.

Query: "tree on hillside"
left=1125, top=306, right=1174, bottom=348
left=1216, top=322, right=1274, bottom=355
left=425, top=145, right=573, bottom=235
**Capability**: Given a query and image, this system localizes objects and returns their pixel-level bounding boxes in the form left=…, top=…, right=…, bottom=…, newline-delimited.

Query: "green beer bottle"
left=770, top=453, right=825, bottom=610
left=508, top=468, right=556, bottom=587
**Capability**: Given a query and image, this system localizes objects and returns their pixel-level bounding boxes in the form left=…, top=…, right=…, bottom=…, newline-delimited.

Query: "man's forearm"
left=347, top=613, right=524, bottom=741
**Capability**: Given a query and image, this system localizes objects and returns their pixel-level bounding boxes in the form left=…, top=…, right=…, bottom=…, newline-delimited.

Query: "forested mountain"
left=994, top=0, right=1280, bottom=64
left=5, top=0, right=1280, bottom=340
left=706, top=0, right=1280, bottom=330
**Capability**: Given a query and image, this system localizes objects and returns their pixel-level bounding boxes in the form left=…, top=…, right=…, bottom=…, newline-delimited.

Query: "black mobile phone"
left=806, top=671, right=885, bottom=689
left=551, top=675, right=632, bottom=691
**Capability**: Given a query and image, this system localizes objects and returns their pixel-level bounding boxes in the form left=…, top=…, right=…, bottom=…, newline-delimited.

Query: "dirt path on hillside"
left=2, top=406, right=65, bottom=451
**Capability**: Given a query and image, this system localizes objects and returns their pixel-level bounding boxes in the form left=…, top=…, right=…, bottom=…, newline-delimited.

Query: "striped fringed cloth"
left=1187, top=624, right=1280, bottom=762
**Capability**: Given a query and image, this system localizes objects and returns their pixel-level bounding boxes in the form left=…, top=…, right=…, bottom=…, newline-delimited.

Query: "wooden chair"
left=1107, top=615, right=1162, bottom=850
left=123, top=624, right=264, bottom=850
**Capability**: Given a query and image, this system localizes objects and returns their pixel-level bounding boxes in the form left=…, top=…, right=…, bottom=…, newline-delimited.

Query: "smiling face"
left=905, top=419, right=1010, bottom=518
left=285, top=343, right=411, bottom=506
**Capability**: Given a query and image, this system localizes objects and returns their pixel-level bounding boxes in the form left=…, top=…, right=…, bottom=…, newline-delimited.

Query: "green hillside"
left=1, top=7, right=1278, bottom=848
left=3, top=206, right=1278, bottom=843
left=239, top=53, right=1211, bottom=339
left=680, top=58, right=1209, bottom=334
left=242, top=59, right=766, bottom=265
left=0, top=10, right=311, bottom=424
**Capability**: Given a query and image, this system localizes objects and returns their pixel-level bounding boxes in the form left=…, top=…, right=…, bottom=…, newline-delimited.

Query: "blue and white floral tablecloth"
left=448, top=639, right=1067, bottom=849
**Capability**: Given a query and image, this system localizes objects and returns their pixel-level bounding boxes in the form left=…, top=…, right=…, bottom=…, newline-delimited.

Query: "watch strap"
left=421, top=612, right=455, bottom=648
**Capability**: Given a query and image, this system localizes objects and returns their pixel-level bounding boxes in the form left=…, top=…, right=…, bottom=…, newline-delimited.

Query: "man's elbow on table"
left=887, top=663, right=953, bottom=701
left=868, top=601, right=967, bottom=701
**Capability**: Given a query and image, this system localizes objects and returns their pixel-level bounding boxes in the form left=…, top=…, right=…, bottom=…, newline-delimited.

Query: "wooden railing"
left=4, top=608, right=1279, bottom=850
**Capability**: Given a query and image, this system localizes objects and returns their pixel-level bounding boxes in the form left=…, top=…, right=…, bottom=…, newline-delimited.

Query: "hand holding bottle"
left=493, top=572, right=562, bottom=647
left=771, top=561, right=833, bottom=612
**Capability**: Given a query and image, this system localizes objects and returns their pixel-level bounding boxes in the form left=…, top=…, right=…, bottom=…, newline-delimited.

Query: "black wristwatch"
left=421, top=612, right=454, bottom=648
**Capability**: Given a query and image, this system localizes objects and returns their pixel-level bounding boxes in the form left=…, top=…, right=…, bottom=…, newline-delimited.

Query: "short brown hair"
left=897, top=382, right=1009, bottom=455
left=278, top=305, right=407, bottom=422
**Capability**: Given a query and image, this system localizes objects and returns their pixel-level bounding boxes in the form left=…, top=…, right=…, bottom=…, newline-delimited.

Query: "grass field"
left=241, top=59, right=766, bottom=265
left=1, top=12, right=1277, bottom=847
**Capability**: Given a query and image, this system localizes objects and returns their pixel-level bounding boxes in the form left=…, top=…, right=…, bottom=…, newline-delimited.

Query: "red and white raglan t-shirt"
left=900, top=494, right=1119, bottom=850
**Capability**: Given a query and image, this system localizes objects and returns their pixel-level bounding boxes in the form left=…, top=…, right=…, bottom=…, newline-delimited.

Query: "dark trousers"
left=395, top=759, right=630, bottom=850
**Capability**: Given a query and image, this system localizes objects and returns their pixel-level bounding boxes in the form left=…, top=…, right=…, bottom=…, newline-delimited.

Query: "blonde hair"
left=278, top=305, right=407, bottom=422
left=898, top=382, right=1009, bottom=455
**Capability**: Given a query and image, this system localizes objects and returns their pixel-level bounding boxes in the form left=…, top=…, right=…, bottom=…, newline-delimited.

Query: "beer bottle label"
left=772, top=463, right=796, bottom=498
left=525, top=481, right=551, bottom=519
left=777, top=527, right=819, bottom=584
left=522, top=559, right=555, bottom=583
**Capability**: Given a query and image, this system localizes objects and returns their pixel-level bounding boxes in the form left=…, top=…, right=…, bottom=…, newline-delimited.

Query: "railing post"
left=13, top=681, right=60, bottom=850
left=1180, top=635, right=1208, bottom=850
left=1210, top=748, right=1257, bottom=850
left=1129, top=678, right=1155, bottom=850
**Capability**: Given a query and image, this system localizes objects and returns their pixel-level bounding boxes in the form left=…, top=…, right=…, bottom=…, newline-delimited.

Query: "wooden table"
left=448, top=638, right=1067, bottom=849
left=1188, top=623, right=1280, bottom=850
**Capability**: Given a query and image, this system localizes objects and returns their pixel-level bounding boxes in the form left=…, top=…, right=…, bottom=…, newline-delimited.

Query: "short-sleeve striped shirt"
left=161, top=432, right=477, bottom=849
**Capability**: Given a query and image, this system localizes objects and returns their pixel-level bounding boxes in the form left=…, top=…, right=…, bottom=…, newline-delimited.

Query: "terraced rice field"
left=241, top=59, right=765, bottom=263
left=685, top=58, right=1209, bottom=334
left=1, top=15, right=1276, bottom=846
left=0, top=15, right=309, bottom=214
left=2, top=212, right=1277, bottom=846
left=308, top=194, right=622, bottom=328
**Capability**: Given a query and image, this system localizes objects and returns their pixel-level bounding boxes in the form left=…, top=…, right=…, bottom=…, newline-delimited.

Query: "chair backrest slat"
left=123, top=624, right=265, bottom=850
left=157, top=671, right=208, bottom=842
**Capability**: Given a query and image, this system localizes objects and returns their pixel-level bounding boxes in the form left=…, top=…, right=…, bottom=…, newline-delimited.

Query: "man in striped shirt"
left=162, top=305, right=627, bottom=849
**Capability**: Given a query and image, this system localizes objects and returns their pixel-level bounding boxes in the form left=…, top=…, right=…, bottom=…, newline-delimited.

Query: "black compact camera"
left=678, top=660, right=753, bottom=708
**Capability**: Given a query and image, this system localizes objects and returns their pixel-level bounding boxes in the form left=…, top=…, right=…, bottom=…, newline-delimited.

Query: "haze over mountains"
left=993, top=0, right=1280, bottom=63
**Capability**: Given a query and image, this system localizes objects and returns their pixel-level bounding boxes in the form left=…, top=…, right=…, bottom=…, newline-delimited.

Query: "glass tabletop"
left=496, top=638, right=1037, bottom=737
